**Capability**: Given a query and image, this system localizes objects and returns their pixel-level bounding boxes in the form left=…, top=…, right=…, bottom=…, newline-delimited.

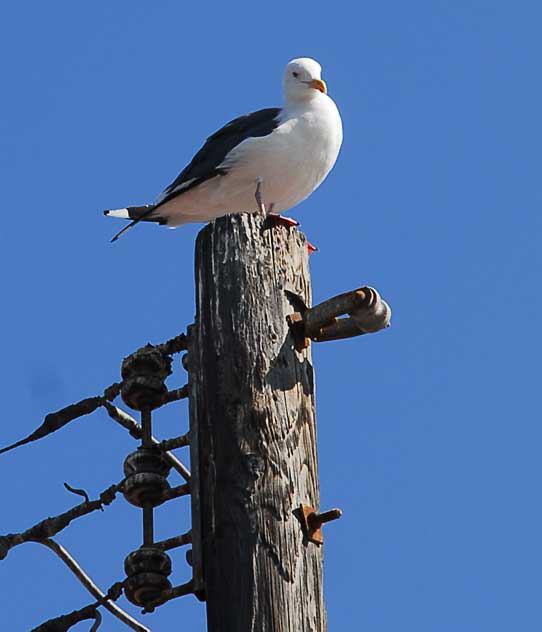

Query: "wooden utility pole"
left=187, top=213, right=391, bottom=631
left=188, top=213, right=326, bottom=632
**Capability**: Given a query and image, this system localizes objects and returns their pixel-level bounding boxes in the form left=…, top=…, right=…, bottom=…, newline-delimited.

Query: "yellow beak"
left=309, top=78, right=327, bottom=94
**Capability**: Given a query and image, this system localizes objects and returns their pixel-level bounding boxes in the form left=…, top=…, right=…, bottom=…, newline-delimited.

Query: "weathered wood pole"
left=188, top=213, right=326, bottom=632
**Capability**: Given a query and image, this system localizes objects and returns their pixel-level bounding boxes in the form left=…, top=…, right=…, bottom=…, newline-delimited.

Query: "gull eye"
left=292, top=71, right=299, bottom=78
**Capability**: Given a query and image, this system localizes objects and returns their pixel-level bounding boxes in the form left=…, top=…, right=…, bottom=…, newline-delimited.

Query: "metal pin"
left=300, top=504, right=342, bottom=545
left=308, top=508, right=343, bottom=530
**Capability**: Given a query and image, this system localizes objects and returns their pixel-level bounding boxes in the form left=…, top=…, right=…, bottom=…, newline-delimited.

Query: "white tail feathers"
left=104, top=208, right=130, bottom=219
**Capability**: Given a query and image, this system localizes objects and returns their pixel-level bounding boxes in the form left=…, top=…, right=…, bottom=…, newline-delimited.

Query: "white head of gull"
left=283, top=58, right=328, bottom=103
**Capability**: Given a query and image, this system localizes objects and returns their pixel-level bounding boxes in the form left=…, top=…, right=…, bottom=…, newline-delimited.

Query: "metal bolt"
left=307, top=509, right=342, bottom=530
left=299, top=504, right=343, bottom=545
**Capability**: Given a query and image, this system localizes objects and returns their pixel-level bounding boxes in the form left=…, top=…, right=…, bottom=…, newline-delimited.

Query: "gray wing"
left=155, top=107, right=282, bottom=209
left=107, top=107, right=282, bottom=242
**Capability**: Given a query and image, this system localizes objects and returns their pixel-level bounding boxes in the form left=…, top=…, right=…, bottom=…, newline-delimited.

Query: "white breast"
left=216, top=94, right=343, bottom=213
left=158, top=94, right=343, bottom=225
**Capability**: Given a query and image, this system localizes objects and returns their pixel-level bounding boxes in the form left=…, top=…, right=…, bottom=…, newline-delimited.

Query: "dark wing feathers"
left=108, top=108, right=281, bottom=242
left=156, top=107, right=281, bottom=208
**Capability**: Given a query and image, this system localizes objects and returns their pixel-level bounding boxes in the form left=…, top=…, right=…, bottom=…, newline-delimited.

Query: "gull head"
left=283, top=58, right=327, bottom=103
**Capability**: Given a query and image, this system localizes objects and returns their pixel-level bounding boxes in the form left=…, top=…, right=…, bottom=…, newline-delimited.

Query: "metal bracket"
left=286, top=286, right=391, bottom=350
left=299, top=504, right=342, bottom=545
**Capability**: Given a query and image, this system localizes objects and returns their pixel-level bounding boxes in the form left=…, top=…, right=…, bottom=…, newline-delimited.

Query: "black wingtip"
left=110, top=220, right=137, bottom=243
left=103, top=210, right=109, bottom=216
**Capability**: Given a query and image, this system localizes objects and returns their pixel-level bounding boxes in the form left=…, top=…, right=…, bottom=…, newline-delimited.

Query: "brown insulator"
left=124, top=547, right=172, bottom=607
left=123, top=448, right=171, bottom=507
left=121, top=345, right=173, bottom=410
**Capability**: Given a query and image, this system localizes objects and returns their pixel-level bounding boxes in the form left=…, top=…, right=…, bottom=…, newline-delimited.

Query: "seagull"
left=104, top=57, right=343, bottom=242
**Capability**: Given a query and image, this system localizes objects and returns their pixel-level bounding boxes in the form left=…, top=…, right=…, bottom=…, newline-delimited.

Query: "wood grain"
left=188, top=213, right=326, bottom=631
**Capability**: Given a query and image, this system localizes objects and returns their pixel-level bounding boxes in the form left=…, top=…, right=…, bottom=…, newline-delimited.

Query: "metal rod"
left=164, top=452, right=191, bottom=482
left=142, top=505, right=154, bottom=547
left=308, top=508, right=343, bottom=528
left=154, top=531, right=192, bottom=551
left=309, top=317, right=367, bottom=342
left=140, top=408, right=152, bottom=449
left=142, top=580, right=195, bottom=613
left=162, top=385, right=189, bottom=404
left=303, top=289, right=367, bottom=337
left=158, top=433, right=190, bottom=451
left=161, top=483, right=190, bottom=502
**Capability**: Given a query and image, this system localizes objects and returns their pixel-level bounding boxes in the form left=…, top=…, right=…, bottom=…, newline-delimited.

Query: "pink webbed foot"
left=267, top=214, right=300, bottom=228
left=274, top=214, right=299, bottom=228
left=307, top=241, right=319, bottom=255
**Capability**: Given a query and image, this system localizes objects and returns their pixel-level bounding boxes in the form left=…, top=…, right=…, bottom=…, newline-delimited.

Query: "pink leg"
left=255, top=180, right=266, bottom=216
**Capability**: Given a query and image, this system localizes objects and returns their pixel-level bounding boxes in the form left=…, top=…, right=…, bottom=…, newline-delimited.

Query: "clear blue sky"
left=1, top=1, right=540, bottom=630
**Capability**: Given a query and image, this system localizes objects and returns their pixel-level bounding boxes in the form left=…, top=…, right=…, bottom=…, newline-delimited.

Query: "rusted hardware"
left=124, top=547, right=172, bottom=607
left=286, top=311, right=310, bottom=351
left=287, top=286, right=391, bottom=349
left=162, top=385, right=189, bottom=405
left=142, top=580, right=195, bottom=613
left=156, top=332, right=188, bottom=355
left=121, top=345, right=173, bottom=411
left=123, top=448, right=171, bottom=508
left=154, top=531, right=192, bottom=551
left=161, top=483, right=191, bottom=502
left=299, top=504, right=342, bottom=545
left=157, top=433, right=190, bottom=451
left=102, top=403, right=191, bottom=481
